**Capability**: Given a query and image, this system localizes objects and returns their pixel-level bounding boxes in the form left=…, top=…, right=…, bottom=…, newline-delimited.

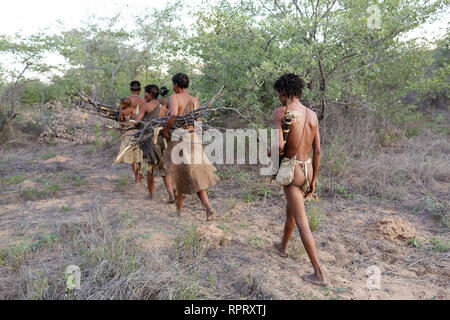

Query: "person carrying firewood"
left=162, top=73, right=219, bottom=221
left=133, top=84, right=175, bottom=203
left=117, top=96, right=144, bottom=182
left=117, top=81, right=146, bottom=181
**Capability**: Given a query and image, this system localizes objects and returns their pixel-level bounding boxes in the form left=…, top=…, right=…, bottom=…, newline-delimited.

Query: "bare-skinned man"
left=272, top=73, right=325, bottom=285
left=117, top=81, right=146, bottom=181
left=127, top=80, right=146, bottom=111
left=134, top=84, right=175, bottom=203
left=162, top=73, right=219, bottom=221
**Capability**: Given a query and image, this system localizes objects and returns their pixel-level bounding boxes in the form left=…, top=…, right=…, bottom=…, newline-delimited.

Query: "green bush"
left=305, top=203, right=324, bottom=232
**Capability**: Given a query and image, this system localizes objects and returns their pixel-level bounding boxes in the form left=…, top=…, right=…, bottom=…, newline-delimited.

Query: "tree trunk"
left=318, top=59, right=327, bottom=120
left=10, top=86, right=16, bottom=115
left=0, top=114, right=15, bottom=145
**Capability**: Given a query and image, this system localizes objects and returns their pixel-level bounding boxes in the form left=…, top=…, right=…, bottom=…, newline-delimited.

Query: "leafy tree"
left=185, top=0, right=446, bottom=125
left=0, top=33, right=53, bottom=115
left=54, top=15, right=138, bottom=103
left=134, top=4, right=186, bottom=84
left=0, top=33, right=54, bottom=143
left=414, top=36, right=449, bottom=106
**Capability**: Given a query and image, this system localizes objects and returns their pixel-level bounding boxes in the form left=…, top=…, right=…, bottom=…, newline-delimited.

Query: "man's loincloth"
left=139, top=130, right=168, bottom=176
left=118, top=129, right=143, bottom=164
left=146, top=158, right=168, bottom=176
left=165, top=131, right=219, bottom=195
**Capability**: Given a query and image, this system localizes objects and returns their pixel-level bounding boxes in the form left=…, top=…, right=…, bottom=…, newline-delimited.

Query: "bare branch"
left=321, top=0, right=337, bottom=19
left=263, top=35, right=276, bottom=52
left=259, top=0, right=277, bottom=16
left=291, top=0, right=303, bottom=16
left=273, top=0, right=287, bottom=17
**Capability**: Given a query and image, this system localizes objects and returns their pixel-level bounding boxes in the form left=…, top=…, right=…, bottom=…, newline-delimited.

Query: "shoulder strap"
left=297, top=108, right=308, bottom=153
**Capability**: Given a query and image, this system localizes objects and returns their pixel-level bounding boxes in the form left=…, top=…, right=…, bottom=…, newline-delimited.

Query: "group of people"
left=115, top=72, right=325, bottom=285
left=116, top=73, right=219, bottom=221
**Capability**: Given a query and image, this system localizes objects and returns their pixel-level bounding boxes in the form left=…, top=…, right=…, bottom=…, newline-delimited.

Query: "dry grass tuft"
left=0, top=210, right=211, bottom=300
left=319, top=107, right=449, bottom=226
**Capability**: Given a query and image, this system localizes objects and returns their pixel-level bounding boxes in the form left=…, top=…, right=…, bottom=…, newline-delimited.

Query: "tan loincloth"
left=146, top=157, right=168, bottom=176
left=116, top=105, right=143, bottom=165
left=117, top=129, right=143, bottom=164
left=165, top=131, right=220, bottom=195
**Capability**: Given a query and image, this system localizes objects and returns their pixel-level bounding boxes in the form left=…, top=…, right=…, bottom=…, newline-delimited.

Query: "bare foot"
left=166, top=196, right=175, bottom=204
left=301, top=273, right=326, bottom=286
left=273, top=241, right=288, bottom=258
left=168, top=210, right=181, bottom=218
left=138, top=173, right=145, bottom=182
left=206, top=209, right=216, bottom=221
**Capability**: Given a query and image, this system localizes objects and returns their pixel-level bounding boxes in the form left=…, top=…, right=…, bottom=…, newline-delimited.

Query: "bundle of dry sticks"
left=74, top=87, right=226, bottom=131
left=73, top=88, right=227, bottom=163
left=74, top=90, right=121, bottom=122
left=114, top=88, right=225, bottom=164
left=130, top=87, right=224, bottom=137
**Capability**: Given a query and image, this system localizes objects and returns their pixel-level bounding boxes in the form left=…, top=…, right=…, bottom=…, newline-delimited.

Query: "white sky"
left=1, top=0, right=446, bottom=37
left=0, top=0, right=170, bottom=36
left=0, top=0, right=448, bottom=81
left=0, top=0, right=193, bottom=80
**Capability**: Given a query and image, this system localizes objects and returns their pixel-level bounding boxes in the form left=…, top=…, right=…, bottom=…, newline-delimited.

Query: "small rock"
left=20, top=180, right=37, bottom=191
left=365, top=216, right=417, bottom=241
left=195, top=224, right=231, bottom=249
left=44, top=156, right=71, bottom=163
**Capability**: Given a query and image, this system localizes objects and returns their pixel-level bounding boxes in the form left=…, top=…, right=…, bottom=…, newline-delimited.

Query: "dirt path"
left=0, top=143, right=448, bottom=300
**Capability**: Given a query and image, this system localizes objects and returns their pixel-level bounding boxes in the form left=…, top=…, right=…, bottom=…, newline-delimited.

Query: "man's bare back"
left=272, top=73, right=324, bottom=285
left=166, top=92, right=199, bottom=131
left=170, top=92, right=198, bottom=116
left=129, top=95, right=146, bottom=112
left=274, top=103, right=320, bottom=197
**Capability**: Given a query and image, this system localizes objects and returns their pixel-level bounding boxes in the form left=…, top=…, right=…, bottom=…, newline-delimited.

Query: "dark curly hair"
left=172, top=73, right=189, bottom=89
left=130, top=80, right=141, bottom=91
left=160, top=86, right=169, bottom=97
left=145, top=84, right=160, bottom=99
left=273, top=73, right=305, bottom=98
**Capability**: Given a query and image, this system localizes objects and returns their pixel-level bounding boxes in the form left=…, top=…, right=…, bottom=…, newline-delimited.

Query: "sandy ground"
left=0, top=141, right=448, bottom=300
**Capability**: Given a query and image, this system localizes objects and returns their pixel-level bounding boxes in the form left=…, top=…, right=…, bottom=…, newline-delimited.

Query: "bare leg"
left=197, top=190, right=215, bottom=221
left=274, top=205, right=295, bottom=258
left=284, top=185, right=325, bottom=285
left=132, top=163, right=139, bottom=183
left=138, top=163, right=144, bottom=181
left=147, top=171, right=154, bottom=200
left=162, top=175, right=175, bottom=203
left=175, top=194, right=183, bottom=216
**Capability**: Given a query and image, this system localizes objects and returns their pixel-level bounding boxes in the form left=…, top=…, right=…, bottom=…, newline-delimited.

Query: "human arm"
left=119, top=106, right=134, bottom=122
left=305, top=114, right=321, bottom=197
left=162, top=95, right=178, bottom=139
left=134, top=104, right=147, bottom=122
